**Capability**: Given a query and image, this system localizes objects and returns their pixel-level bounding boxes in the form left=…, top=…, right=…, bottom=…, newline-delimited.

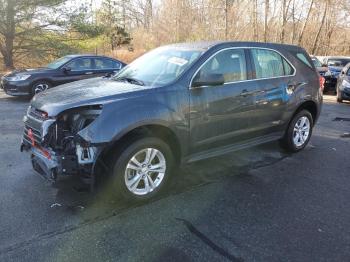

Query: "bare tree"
left=297, top=0, right=314, bottom=45
left=264, top=0, right=270, bottom=42
left=311, top=0, right=329, bottom=54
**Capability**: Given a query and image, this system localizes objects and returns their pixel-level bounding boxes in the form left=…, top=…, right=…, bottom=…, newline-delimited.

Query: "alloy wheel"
left=292, top=116, right=310, bottom=147
left=34, top=83, right=49, bottom=94
left=124, top=148, right=166, bottom=196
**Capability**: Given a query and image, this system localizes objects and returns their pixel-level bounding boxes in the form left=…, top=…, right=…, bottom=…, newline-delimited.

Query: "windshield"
left=113, top=47, right=203, bottom=86
left=311, top=58, right=322, bottom=67
left=327, top=58, right=350, bottom=67
left=46, top=56, right=72, bottom=69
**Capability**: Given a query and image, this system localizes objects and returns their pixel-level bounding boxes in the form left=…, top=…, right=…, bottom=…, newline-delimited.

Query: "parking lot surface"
left=0, top=92, right=349, bottom=262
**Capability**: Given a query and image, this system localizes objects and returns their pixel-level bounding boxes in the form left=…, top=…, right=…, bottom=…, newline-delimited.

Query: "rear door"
left=189, top=48, right=260, bottom=152
left=249, top=48, right=296, bottom=135
left=92, top=58, right=122, bottom=77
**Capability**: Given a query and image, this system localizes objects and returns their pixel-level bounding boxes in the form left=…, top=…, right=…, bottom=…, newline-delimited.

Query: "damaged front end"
left=21, top=104, right=104, bottom=184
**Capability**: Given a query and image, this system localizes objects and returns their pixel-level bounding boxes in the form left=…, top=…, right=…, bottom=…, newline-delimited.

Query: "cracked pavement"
left=0, top=92, right=349, bottom=262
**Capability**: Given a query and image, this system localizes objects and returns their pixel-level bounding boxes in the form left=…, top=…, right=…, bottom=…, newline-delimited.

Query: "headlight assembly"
left=6, top=74, right=31, bottom=81
left=60, top=105, right=103, bottom=134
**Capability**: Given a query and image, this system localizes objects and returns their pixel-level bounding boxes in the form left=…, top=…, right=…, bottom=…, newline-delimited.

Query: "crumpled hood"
left=31, top=77, right=151, bottom=116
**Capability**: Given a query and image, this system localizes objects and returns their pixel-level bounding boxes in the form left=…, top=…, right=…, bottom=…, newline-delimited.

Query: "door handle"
left=85, top=72, right=94, bottom=75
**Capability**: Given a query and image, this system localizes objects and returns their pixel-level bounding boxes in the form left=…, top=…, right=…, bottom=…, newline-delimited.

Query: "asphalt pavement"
left=0, top=92, right=349, bottom=262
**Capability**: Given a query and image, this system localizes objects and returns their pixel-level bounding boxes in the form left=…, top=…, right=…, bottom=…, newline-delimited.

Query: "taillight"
left=319, top=75, right=325, bottom=91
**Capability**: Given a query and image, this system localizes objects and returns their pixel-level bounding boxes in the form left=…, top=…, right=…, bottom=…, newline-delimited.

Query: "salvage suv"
left=21, top=41, right=323, bottom=201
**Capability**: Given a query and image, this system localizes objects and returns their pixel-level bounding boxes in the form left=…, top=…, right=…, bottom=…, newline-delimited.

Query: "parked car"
left=335, top=62, right=350, bottom=103
left=310, top=56, right=328, bottom=77
left=21, top=42, right=323, bottom=201
left=1, top=55, right=126, bottom=96
left=322, top=56, right=350, bottom=93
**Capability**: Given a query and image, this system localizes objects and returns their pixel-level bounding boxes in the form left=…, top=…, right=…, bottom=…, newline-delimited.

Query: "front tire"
left=31, top=81, right=51, bottom=96
left=109, top=137, right=175, bottom=202
left=280, top=110, right=313, bottom=153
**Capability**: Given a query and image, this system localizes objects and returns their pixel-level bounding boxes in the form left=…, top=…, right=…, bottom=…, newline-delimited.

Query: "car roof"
left=63, top=54, right=125, bottom=64
left=163, top=41, right=303, bottom=52
left=326, top=56, right=350, bottom=60
left=64, top=54, right=121, bottom=60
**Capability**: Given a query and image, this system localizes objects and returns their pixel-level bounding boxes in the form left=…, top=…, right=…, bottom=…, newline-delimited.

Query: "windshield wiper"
left=114, top=77, right=145, bottom=86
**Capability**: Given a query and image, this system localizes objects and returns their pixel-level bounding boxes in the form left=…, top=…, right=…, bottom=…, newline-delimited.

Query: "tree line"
left=1, top=0, right=349, bottom=69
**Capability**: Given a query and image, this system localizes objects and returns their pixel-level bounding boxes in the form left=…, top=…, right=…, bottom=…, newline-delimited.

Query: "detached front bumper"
left=21, top=143, right=59, bottom=180
left=21, top=139, right=100, bottom=182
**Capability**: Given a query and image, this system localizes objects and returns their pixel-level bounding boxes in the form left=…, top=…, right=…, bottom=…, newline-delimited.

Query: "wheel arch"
left=93, top=123, right=183, bottom=179
left=31, top=78, right=54, bottom=95
left=291, top=100, right=318, bottom=126
left=32, top=78, right=53, bottom=87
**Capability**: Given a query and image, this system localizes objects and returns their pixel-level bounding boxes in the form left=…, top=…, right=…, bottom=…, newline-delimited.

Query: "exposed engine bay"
left=21, top=105, right=103, bottom=182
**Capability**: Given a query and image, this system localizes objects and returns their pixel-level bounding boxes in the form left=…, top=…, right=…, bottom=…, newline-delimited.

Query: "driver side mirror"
left=104, top=70, right=119, bottom=78
left=63, top=67, right=71, bottom=73
left=192, top=73, right=225, bottom=88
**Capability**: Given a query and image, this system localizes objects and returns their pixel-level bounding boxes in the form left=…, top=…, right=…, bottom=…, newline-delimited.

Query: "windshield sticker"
left=168, top=57, right=188, bottom=66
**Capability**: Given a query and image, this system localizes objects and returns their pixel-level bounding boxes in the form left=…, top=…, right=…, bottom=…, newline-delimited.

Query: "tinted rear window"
left=296, top=53, right=313, bottom=68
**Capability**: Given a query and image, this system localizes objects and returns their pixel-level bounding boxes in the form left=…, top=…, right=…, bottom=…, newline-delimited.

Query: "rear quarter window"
left=296, top=53, right=313, bottom=69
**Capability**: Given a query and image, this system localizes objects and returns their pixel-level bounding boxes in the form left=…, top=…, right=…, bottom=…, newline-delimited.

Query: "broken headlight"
left=61, top=105, right=103, bottom=134
left=55, top=105, right=103, bottom=164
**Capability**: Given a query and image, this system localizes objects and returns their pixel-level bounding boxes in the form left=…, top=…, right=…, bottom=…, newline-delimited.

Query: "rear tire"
left=108, top=137, right=175, bottom=202
left=280, top=110, right=313, bottom=153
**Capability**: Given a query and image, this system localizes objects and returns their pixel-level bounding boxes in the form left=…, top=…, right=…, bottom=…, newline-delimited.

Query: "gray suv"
left=21, top=42, right=323, bottom=201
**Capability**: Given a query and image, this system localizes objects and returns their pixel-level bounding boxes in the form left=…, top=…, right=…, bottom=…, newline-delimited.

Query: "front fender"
left=78, top=97, right=187, bottom=145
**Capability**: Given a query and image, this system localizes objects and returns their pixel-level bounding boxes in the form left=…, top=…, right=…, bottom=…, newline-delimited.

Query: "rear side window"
left=94, top=58, right=121, bottom=69
left=197, top=49, right=247, bottom=83
left=66, top=58, right=93, bottom=71
left=251, top=49, right=294, bottom=79
left=296, top=53, right=313, bottom=68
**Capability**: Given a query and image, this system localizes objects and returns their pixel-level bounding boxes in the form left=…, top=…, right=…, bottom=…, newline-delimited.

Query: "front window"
left=46, top=56, right=72, bottom=69
left=194, top=49, right=247, bottom=83
left=66, top=58, right=93, bottom=71
left=114, top=47, right=203, bottom=86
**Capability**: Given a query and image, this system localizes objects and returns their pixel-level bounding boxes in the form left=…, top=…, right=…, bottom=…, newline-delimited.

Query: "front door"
left=58, top=57, right=95, bottom=85
left=189, top=48, right=259, bottom=153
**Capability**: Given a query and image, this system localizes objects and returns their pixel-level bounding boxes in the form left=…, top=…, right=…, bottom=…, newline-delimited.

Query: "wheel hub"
left=124, top=148, right=166, bottom=196
left=293, top=116, right=310, bottom=147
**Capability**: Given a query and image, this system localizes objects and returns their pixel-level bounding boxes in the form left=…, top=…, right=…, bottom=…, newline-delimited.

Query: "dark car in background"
left=0, top=55, right=126, bottom=96
left=311, top=56, right=328, bottom=77
left=336, top=62, right=350, bottom=103
left=322, top=56, right=350, bottom=93
left=21, top=41, right=322, bottom=201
